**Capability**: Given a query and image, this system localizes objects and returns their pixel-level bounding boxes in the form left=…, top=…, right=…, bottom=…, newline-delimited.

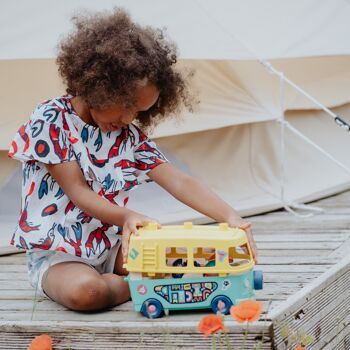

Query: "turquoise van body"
left=126, top=269, right=262, bottom=318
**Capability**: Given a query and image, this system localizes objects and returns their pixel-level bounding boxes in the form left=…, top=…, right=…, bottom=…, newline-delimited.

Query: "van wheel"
left=141, top=299, right=164, bottom=319
left=253, top=270, right=263, bottom=290
left=211, top=295, right=232, bottom=315
left=172, top=258, right=185, bottom=278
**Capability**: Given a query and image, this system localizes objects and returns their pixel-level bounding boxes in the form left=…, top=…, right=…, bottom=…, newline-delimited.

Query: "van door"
left=142, top=243, right=158, bottom=275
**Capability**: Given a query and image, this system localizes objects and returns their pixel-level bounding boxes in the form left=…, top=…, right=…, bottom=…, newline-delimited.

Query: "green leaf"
left=301, top=335, right=315, bottom=345
left=280, top=326, right=289, bottom=338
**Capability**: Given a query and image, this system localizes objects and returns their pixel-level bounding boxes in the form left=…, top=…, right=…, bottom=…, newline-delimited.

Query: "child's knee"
left=102, top=273, right=131, bottom=305
left=66, top=276, right=111, bottom=311
left=117, top=278, right=131, bottom=301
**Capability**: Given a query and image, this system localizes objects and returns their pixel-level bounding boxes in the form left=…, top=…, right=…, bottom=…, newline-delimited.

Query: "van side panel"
left=126, top=271, right=255, bottom=313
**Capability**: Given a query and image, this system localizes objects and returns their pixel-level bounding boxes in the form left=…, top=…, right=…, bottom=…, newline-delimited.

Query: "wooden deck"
left=1, top=190, right=350, bottom=349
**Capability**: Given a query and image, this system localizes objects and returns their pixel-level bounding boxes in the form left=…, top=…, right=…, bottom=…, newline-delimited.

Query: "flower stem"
left=224, top=332, right=234, bottom=350
left=243, top=321, right=249, bottom=348
left=212, top=334, right=217, bottom=350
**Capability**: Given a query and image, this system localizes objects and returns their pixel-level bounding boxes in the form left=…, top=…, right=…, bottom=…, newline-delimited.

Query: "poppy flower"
left=198, top=315, right=227, bottom=337
left=27, top=334, right=53, bottom=350
left=294, top=346, right=307, bottom=350
left=229, top=300, right=262, bottom=323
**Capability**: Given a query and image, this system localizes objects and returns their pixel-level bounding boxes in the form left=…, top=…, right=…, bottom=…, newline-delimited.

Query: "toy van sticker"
left=222, top=279, right=232, bottom=291
left=154, top=281, right=218, bottom=304
left=129, top=248, right=139, bottom=260
left=217, top=250, right=227, bottom=262
left=137, top=284, right=148, bottom=295
left=244, top=278, right=251, bottom=290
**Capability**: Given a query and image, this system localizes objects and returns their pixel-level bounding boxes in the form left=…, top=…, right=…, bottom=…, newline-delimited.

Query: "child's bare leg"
left=101, top=245, right=131, bottom=304
left=113, top=244, right=129, bottom=276
left=42, top=261, right=129, bottom=311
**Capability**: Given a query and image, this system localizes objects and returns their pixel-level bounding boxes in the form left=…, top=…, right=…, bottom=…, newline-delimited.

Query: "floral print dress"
left=8, top=95, right=167, bottom=263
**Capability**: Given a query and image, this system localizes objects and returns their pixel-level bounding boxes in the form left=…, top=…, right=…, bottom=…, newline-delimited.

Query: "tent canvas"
left=1, top=0, right=350, bottom=247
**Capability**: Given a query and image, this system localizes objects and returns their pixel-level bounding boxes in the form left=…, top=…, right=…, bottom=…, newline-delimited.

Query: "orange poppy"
left=294, top=346, right=307, bottom=350
left=229, top=300, right=262, bottom=323
left=27, top=334, right=53, bottom=350
left=198, top=315, right=227, bottom=337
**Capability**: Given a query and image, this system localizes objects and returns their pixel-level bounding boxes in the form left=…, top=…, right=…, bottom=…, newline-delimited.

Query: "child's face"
left=90, top=83, right=159, bottom=133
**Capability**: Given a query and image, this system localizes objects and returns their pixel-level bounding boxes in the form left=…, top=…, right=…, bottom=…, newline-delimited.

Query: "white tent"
left=1, top=0, right=350, bottom=246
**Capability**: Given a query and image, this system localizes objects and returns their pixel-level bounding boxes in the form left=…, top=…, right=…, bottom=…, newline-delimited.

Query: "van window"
left=193, top=247, right=216, bottom=267
left=228, top=244, right=250, bottom=267
left=166, top=247, right=188, bottom=267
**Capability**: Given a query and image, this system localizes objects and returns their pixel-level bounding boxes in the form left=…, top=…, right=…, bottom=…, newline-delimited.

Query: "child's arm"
left=148, top=163, right=258, bottom=262
left=45, top=161, right=157, bottom=261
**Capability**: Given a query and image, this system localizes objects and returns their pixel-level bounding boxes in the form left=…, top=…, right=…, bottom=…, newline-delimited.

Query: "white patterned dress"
left=8, top=95, right=167, bottom=263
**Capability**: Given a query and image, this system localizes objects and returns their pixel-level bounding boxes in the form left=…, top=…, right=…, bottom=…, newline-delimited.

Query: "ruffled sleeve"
left=8, top=103, right=75, bottom=164
left=132, top=125, right=168, bottom=184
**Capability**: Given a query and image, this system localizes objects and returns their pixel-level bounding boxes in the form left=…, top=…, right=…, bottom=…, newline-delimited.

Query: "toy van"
left=123, top=222, right=263, bottom=319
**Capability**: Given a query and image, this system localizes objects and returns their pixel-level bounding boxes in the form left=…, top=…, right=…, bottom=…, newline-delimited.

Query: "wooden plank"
left=0, top=330, right=272, bottom=350
left=263, top=272, right=321, bottom=283
left=0, top=265, right=26, bottom=272
left=0, top=274, right=27, bottom=280
left=320, top=316, right=350, bottom=350
left=307, top=300, right=350, bottom=350
left=0, top=320, right=273, bottom=350
left=272, top=277, right=350, bottom=349
left=258, top=250, right=330, bottom=257
left=256, top=242, right=341, bottom=250
left=250, top=221, right=350, bottom=231
left=269, top=254, right=350, bottom=349
left=254, top=233, right=348, bottom=242
left=0, top=246, right=22, bottom=257
left=256, top=257, right=338, bottom=265
left=268, top=254, right=350, bottom=320
left=328, top=236, right=350, bottom=258
left=0, top=319, right=271, bottom=334
left=0, top=255, right=26, bottom=264
left=257, top=265, right=330, bottom=273
left=0, top=291, right=44, bottom=300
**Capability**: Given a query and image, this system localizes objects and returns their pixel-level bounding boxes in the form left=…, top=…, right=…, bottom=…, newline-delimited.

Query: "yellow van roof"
left=135, top=222, right=247, bottom=244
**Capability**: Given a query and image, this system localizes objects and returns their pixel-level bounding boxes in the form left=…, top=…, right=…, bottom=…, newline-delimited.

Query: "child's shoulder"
left=128, top=123, right=148, bottom=143
left=31, top=95, right=73, bottom=123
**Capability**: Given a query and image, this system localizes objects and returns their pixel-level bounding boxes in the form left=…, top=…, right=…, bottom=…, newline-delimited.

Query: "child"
left=8, top=8, right=257, bottom=312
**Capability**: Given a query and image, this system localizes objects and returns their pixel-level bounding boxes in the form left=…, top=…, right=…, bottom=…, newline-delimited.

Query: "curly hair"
left=56, top=8, right=194, bottom=131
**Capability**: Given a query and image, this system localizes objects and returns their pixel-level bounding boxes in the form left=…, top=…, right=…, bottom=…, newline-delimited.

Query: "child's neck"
left=70, top=96, right=97, bottom=127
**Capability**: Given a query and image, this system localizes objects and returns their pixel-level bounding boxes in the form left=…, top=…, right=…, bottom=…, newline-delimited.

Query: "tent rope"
left=261, top=61, right=350, bottom=132
left=279, top=119, right=350, bottom=177
left=278, top=74, right=324, bottom=218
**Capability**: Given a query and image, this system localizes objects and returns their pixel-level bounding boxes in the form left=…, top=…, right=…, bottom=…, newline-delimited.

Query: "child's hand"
left=227, top=217, right=258, bottom=264
left=121, top=213, right=160, bottom=264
